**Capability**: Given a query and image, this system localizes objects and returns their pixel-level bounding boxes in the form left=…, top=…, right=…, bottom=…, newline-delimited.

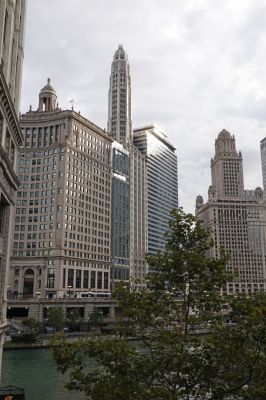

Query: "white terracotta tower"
left=107, top=44, right=132, bottom=144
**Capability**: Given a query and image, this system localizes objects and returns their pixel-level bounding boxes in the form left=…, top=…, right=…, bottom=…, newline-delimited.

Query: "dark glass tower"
left=111, top=143, right=130, bottom=283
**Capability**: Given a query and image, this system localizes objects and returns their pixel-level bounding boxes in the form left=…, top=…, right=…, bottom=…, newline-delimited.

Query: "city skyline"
left=20, top=0, right=266, bottom=213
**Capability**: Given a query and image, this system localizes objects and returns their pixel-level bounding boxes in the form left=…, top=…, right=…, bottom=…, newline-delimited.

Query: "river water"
left=2, top=348, right=86, bottom=400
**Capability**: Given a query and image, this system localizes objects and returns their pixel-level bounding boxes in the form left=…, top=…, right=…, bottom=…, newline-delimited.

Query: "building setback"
left=133, top=125, right=178, bottom=255
left=107, top=45, right=147, bottom=288
left=0, top=0, right=27, bottom=377
left=9, top=81, right=112, bottom=299
left=196, top=130, right=266, bottom=295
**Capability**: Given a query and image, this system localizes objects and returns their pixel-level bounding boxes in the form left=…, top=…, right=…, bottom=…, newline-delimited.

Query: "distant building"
left=260, top=137, right=266, bottom=195
left=196, top=130, right=266, bottom=295
left=107, top=45, right=147, bottom=288
left=9, top=81, right=112, bottom=299
left=0, top=0, right=27, bottom=376
left=133, top=124, right=178, bottom=254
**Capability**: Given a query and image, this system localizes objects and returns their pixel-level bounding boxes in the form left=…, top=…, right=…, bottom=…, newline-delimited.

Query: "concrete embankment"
left=4, top=332, right=99, bottom=350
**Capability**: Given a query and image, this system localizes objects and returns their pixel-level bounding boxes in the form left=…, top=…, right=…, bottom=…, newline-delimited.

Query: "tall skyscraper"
left=0, top=0, right=27, bottom=376
left=260, top=137, right=266, bottom=195
left=133, top=125, right=178, bottom=254
left=196, top=130, right=266, bottom=295
left=9, top=81, right=112, bottom=299
left=107, top=45, right=147, bottom=288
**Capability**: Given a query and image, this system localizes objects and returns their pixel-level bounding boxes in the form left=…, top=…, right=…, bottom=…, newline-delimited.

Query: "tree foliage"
left=89, top=307, right=104, bottom=331
left=52, top=209, right=266, bottom=399
left=47, top=306, right=64, bottom=332
left=66, top=308, right=83, bottom=332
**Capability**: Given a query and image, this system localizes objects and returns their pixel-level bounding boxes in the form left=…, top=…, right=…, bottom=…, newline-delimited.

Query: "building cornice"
left=0, top=66, right=23, bottom=146
left=20, top=109, right=113, bottom=143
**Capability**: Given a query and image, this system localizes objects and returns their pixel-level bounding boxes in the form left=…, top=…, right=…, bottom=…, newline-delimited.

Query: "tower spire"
left=107, top=44, right=132, bottom=144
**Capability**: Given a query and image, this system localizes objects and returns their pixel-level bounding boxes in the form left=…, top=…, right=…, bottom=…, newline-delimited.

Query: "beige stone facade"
left=0, top=0, right=26, bottom=377
left=9, top=81, right=112, bottom=300
left=196, top=130, right=266, bottom=295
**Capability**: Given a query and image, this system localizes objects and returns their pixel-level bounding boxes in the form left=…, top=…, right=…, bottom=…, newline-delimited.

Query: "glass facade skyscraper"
left=111, top=142, right=130, bottom=285
left=133, top=125, right=178, bottom=254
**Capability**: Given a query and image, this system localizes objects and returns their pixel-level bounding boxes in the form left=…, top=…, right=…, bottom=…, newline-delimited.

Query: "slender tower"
left=107, top=45, right=147, bottom=288
left=107, top=44, right=132, bottom=144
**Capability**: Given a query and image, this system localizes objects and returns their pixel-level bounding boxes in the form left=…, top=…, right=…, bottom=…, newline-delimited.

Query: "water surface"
left=2, top=348, right=85, bottom=400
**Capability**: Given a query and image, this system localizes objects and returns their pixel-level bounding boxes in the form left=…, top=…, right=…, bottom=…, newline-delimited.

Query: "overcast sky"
left=21, top=0, right=266, bottom=213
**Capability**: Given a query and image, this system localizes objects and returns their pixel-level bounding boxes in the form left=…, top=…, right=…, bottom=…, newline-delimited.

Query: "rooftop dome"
left=38, top=78, right=58, bottom=112
left=217, top=129, right=232, bottom=140
left=40, top=78, right=57, bottom=95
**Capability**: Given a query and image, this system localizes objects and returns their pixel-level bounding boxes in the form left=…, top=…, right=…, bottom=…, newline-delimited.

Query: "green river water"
left=2, top=348, right=86, bottom=400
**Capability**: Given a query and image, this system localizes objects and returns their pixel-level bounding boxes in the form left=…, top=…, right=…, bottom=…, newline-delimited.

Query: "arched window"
left=25, top=268, right=34, bottom=275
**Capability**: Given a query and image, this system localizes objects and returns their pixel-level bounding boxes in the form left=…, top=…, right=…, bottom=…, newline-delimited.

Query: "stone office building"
left=0, top=0, right=27, bottom=375
left=196, top=130, right=266, bottom=295
left=9, top=80, right=112, bottom=299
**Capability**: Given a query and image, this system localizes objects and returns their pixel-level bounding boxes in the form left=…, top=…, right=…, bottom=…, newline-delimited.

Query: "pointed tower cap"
left=217, top=129, right=232, bottom=140
left=113, top=44, right=128, bottom=61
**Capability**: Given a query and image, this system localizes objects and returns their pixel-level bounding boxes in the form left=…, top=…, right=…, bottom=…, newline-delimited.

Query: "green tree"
left=89, top=307, right=104, bottom=331
left=52, top=209, right=266, bottom=399
left=47, top=306, right=64, bottom=332
left=66, top=308, right=83, bottom=332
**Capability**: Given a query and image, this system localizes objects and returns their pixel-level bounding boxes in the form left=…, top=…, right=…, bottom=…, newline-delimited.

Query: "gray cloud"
left=21, top=0, right=266, bottom=212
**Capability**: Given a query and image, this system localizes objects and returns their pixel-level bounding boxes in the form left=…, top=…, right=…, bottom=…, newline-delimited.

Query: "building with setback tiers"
left=0, top=0, right=27, bottom=375
left=107, top=45, right=147, bottom=288
left=133, top=125, right=178, bottom=255
left=9, top=80, right=112, bottom=299
left=196, top=130, right=266, bottom=295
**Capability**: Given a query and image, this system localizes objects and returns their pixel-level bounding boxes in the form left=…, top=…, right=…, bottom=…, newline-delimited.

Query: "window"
left=104, top=272, right=109, bottom=289
left=76, top=269, right=81, bottom=288
left=97, top=271, right=102, bottom=289
left=83, top=270, right=89, bottom=289
left=47, top=268, right=55, bottom=288
left=91, top=271, right=96, bottom=288
left=62, top=268, right=66, bottom=288
left=67, top=268, right=74, bottom=287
